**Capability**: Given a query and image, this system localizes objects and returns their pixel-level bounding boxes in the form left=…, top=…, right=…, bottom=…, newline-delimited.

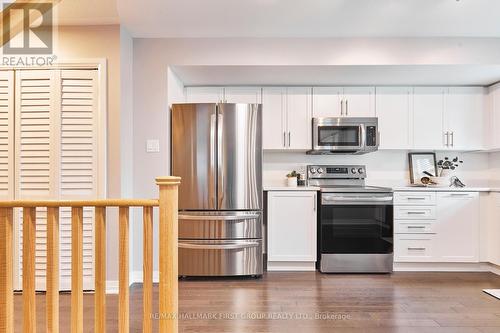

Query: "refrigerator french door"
left=171, top=103, right=263, bottom=276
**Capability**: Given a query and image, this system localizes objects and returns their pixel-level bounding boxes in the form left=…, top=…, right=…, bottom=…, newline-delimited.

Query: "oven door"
left=313, top=120, right=363, bottom=151
left=320, top=193, right=393, bottom=254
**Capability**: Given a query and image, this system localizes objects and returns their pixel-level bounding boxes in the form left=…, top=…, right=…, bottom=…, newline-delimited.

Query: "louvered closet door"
left=15, top=69, right=99, bottom=291
left=59, top=70, right=98, bottom=290
left=0, top=71, right=14, bottom=200
left=15, top=70, right=58, bottom=291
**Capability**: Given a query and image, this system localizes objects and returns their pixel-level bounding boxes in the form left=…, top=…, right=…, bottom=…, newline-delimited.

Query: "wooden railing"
left=0, top=176, right=180, bottom=333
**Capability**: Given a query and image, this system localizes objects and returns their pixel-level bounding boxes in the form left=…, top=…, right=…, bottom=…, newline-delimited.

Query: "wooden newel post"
left=0, top=208, right=13, bottom=333
left=156, top=176, right=181, bottom=333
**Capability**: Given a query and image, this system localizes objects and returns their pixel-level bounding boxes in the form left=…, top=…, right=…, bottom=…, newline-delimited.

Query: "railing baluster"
left=23, top=207, right=36, bottom=333
left=71, top=207, right=83, bottom=333
left=143, top=206, right=153, bottom=333
left=94, top=207, right=106, bottom=333
left=47, top=207, right=60, bottom=333
left=119, top=207, right=129, bottom=333
left=156, top=177, right=181, bottom=333
left=0, top=208, right=14, bottom=333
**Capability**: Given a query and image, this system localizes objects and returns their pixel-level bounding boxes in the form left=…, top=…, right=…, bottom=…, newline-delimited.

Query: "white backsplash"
left=263, top=150, right=492, bottom=188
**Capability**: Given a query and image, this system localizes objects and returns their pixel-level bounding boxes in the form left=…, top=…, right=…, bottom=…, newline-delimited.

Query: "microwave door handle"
left=359, top=125, right=364, bottom=148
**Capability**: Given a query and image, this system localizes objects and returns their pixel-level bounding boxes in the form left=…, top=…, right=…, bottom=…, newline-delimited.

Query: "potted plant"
left=431, top=157, right=463, bottom=186
left=286, top=170, right=298, bottom=187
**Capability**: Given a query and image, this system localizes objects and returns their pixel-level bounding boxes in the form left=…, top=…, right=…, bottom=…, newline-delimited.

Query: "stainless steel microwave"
left=307, top=117, right=379, bottom=155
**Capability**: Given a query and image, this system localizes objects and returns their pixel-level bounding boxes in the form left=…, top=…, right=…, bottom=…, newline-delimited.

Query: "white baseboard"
left=130, top=270, right=160, bottom=285
left=106, top=271, right=159, bottom=294
left=485, top=263, right=500, bottom=275
left=267, top=261, right=316, bottom=271
left=394, top=262, right=494, bottom=273
left=106, top=280, right=119, bottom=294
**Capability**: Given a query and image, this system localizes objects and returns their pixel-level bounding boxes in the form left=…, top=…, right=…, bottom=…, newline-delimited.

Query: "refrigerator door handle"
left=179, top=241, right=260, bottom=250
left=209, top=113, right=217, bottom=208
left=217, top=113, right=224, bottom=208
left=179, top=213, right=260, bottom=220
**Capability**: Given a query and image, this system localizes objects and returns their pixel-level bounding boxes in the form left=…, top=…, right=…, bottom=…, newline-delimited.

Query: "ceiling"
left=117, top=0, right=500, bottom=38
left=172, top=65, right=500, bottom=86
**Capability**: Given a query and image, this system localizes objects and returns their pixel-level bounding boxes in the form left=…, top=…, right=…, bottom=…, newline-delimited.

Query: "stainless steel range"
left=308, top=165, right=394, bottom=273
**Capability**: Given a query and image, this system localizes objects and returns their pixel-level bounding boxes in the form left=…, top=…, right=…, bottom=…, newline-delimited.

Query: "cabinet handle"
left=408, top=247, right=426, bottom=251
left=346, top=99, right=348, bottom=116
left=288, top=132, right=291, bottom=148
left=450, top=131, right=454, bottom=147
left=444, top=131, right=450, bottom=147
left=407, top=197, right=426, bottom=200
left=283, top=132, right=286, bottom=148
left=449, top=193, right=470, bottom=197
left=407, top=211, right=425, bottom=215
left=340, top=99, right=344, bottom=116
left=407, top=226, right=426, bottom=229
left=313, top=194, right=317, bottom=212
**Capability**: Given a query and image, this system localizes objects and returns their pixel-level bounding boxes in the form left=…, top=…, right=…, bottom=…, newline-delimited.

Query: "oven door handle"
left=322, top=196, right=393, bottom=205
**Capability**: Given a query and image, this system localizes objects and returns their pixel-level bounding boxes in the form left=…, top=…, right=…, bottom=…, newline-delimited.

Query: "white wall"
left=131, top=37, right=500, bottom=273
left=55, top=25, right=132, bottom=283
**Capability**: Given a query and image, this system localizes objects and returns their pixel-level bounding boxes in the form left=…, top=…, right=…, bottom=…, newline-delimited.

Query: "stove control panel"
left=307, top=165, right=366, bottom=179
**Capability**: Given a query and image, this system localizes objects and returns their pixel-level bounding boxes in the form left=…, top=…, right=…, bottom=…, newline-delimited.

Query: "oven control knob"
left=310, top=167, right=316, bottom=174
left=358, top=168, right=364, bottom=174
left=317, top=167, right=324, bottom=174
left=351, top=168, right=357, bottom=174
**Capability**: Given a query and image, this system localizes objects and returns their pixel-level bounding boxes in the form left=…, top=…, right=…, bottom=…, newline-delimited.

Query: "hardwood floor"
left=13, top=272, right=500, bottom=332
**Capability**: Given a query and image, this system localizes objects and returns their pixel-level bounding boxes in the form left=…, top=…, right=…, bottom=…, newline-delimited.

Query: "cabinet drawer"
left=394, top=192, right=436, bottom=205
left=394, top=234, right=436, bottom=262
left=394, top=206, right=436, bottom=219
left=395, top=220, right=434, bottom=234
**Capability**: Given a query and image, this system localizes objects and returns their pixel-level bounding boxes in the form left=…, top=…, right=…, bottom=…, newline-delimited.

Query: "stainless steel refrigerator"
left=171, top=103, right=263, bottom=277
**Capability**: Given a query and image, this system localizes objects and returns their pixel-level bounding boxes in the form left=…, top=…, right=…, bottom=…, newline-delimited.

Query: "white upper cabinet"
left=312, top=87, right=374, bottom=118
left=375, top=87, right=412, bottom=149
left=444, top=87, right=484, bottom=150
left=342, top=87, right=375, bottom=117
left=413, top=86, right=485, bottom=151
left=412, top=87, right=446, bottom=150
left=435, top=192, right=479, bottom=262
left=312, top=87, right=342, bottom=117
left=186, top=86, right=262, bottom=104
left=286, top=87, right=312, bottom=150
left=185, top=86, right=224, bottom=103
left=262, top=87, right=312, bottom=150
left=488, top=83, right=500, bottom=150
left=262, top=87, right=286, bottom=149
left=224, top=87, right=262, bottom=104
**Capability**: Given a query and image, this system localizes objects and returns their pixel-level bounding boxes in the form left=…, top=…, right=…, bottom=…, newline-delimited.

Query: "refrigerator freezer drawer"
left=179, top=239, right=263, bottom=276
left=179, top=211, right=262, bottom=239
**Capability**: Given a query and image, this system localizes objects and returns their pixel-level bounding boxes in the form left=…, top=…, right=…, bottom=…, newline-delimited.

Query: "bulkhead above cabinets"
left=183, top=85, right=492, bottom=152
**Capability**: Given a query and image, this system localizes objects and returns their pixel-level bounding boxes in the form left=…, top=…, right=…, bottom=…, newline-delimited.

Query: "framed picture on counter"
left=408, top=152, right=437, bottom=185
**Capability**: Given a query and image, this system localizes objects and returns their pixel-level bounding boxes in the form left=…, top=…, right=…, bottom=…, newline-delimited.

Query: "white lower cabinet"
left=394, top=191, right=479, bottom=264
left=435, top=192, right=479, bottom=262
left=267, top=191, right=317, bottom=270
